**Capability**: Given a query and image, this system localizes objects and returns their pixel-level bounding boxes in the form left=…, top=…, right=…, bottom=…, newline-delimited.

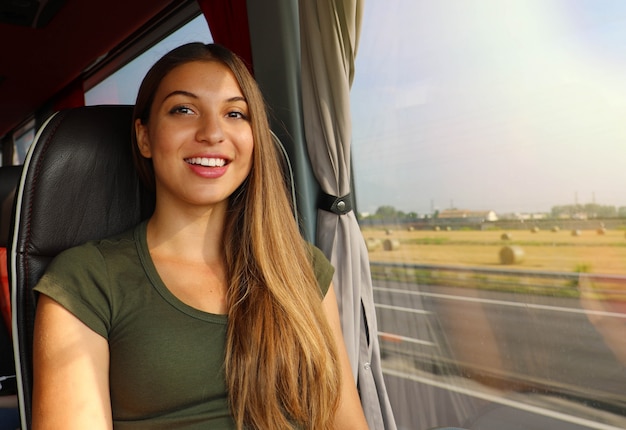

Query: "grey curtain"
left=299, top=1, right=396, bottom=428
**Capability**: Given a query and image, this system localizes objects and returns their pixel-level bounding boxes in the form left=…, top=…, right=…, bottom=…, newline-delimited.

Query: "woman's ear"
left=135, top=118, right=152, bottom=158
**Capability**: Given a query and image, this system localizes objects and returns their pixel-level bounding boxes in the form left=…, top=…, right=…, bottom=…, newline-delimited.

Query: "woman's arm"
left=322, top=284, right=370, bottom=429
left=32, top=295, right=112, bottom=429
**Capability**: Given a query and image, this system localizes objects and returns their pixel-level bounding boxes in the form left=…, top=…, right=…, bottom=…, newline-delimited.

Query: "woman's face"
left=135, top=60, right=254, bottom=212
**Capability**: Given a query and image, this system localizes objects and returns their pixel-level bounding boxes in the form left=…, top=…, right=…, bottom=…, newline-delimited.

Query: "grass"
left=363, top=227, right=626, bottom=299
left=362, top=228, right=626, bottom=274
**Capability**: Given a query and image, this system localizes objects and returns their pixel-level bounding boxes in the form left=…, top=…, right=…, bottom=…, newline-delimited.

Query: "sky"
left=350, top=0, right=626, bottom=216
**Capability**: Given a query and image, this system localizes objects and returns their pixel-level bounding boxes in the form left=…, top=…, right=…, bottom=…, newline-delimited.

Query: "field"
left=361, top=227, right=626, bottom=275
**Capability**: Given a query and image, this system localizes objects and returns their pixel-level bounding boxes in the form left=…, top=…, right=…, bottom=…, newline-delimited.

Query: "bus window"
left=85, top=14, right=212, bottom=106
left=12, top=119, right=35, bottom=165
left=351, top=1, right=626, bottom=429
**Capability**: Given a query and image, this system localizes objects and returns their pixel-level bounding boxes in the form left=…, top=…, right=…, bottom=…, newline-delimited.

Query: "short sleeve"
left=307, top=243, right=335, bottom=297
left=34, top=242, right=112, bottom=339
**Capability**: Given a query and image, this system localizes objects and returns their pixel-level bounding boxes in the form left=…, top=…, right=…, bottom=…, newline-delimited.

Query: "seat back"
left=0, top=165, right=22, bottom=332
left=10, top=105, right=154, bottom=430
left=0, top=165, right=21, bottom=399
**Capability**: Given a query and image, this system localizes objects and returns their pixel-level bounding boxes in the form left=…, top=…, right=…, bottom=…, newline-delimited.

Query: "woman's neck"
left=146, top=201, right=227, bottom=266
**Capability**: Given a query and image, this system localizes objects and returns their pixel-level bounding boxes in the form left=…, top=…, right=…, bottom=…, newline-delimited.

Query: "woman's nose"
left=195, top=114, right=224, bottom=144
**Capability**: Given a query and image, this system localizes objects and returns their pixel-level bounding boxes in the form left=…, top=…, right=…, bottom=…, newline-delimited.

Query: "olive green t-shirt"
left=34, top=221, right=334, bottom=429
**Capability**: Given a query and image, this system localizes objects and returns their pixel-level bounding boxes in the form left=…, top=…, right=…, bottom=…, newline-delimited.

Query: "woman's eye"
left=170, top=105, right=194, bottom=115
left=227, top=111, right=248, bottom=120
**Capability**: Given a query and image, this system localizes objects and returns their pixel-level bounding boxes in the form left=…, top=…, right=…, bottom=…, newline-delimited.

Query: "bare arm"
left=32, top=295, right=112, bottom=430
left=322, top=284, right=369, bottom=429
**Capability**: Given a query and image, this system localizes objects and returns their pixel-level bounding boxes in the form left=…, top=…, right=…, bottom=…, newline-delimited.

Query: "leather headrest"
left=14, top=105, right=154, bottom=260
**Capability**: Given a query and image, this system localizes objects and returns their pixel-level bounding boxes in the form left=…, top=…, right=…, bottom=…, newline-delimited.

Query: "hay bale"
left=530, top=226, right=540, bottom=233
left=433, top=226, right=440, bottom=231
left=407, top=226, right=415, bottom=232
left=597, top=228, right=606, bottom=235
left=499, top=245, right=524, bottom=265
left=551, top=226, right=560, bottom=232
left=572, top=229, right=582, bottom=236
left=501, top=232, right=512, bottom=241
left=446, top=226, right=452, bottom=231
left=385, top=229, right=393, bottom=235
left=365, top=238, right=382, bottom=252
left=383, top=239, right=400, bottom=251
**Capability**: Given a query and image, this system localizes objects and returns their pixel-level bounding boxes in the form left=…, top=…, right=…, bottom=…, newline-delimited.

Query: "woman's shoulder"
left=34, top=224, right=146, bottom=339
left=305, top=242, right=335, bottom=295
left=305, top=242, right=329, bottom=265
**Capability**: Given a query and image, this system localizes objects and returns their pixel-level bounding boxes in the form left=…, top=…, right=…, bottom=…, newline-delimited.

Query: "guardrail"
left=369, top=261, right=626, bottom=300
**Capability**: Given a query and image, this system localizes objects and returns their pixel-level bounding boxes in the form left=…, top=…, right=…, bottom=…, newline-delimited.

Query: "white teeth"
left=187, top=157, right=226, bottom=167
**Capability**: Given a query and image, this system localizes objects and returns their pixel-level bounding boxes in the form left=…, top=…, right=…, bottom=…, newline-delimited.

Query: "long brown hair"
left=132, top=43, right=340, bottom=429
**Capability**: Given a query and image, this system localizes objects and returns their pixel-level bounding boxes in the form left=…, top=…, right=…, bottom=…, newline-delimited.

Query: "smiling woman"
left=30, top=43, right=369, bottom=430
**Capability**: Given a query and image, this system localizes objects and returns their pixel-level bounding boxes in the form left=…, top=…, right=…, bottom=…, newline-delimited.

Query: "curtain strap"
left=318, top=191, right=353, bottom=215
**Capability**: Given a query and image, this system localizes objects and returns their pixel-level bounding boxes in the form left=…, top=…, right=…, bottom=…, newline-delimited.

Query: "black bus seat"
left=0, top=164, right=22, bottom=430
left=0, top=165, right=21, bottom=333
left=10, top=105, right=153, bottom=430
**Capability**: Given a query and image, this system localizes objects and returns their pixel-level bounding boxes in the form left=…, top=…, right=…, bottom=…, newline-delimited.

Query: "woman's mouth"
left=185, top=157, right=227, bottom=167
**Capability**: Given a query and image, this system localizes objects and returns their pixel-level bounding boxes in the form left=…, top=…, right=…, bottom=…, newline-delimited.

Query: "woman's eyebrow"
left=162, top=92, right=247, bottom=105
left=162, top=90, right=198, bottom=102
left=226, top=96, right=247, bottom=104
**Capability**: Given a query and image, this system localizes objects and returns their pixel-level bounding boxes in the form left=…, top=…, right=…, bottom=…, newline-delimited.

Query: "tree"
left=375, top=205, right=398, bottom=219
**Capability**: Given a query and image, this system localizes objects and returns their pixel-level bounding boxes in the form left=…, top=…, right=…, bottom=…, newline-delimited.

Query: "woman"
left=32, top=43, right=368, bottom=429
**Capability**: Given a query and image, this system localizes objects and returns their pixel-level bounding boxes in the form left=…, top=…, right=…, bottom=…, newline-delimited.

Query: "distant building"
left=437, top=209, right=498, bottom=223
left=512, top=212, right=548, bottom=221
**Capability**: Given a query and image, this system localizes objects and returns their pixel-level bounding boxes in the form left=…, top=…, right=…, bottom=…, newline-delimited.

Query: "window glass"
left=351, top=1, right=626, bottom=429
left=13, top=119, right=35, bottom=165
left=85, top=14, right=212, bottom=106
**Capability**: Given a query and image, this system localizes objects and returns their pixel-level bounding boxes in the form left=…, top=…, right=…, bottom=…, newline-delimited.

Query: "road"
left=373, top=279, right=626, bottom=430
